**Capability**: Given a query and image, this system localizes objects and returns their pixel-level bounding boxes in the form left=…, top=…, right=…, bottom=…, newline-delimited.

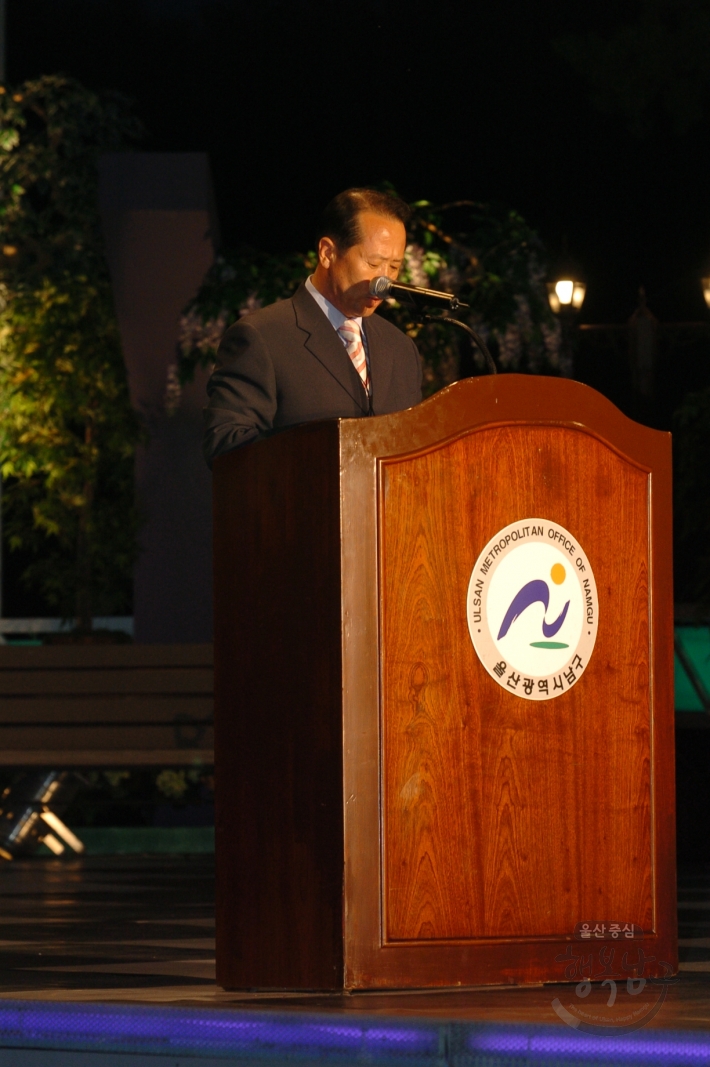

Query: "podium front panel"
left=380, top=424, right=650, bottom=941
left=339, top=374, right=675, bottom=989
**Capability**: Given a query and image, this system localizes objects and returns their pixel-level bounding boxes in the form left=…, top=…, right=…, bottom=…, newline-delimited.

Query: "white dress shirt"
left=305, top=276, right=370, bottom=357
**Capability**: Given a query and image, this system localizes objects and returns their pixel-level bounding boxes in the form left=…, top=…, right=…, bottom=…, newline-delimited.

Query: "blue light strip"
left=468, top=1023, right=710, bottom=1064
left=1, top=1001, right=710, bottom=1065
left=0, top=1002, right=438, bottom=1061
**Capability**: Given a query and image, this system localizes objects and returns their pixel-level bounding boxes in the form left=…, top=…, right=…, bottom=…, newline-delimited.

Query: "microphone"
left=369, top=275, right=468, bottom=311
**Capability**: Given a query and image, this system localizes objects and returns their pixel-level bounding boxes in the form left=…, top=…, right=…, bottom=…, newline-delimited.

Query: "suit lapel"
left=292, top=284, right=368, bottom=412
left=363, top=314, right=393, bottom=414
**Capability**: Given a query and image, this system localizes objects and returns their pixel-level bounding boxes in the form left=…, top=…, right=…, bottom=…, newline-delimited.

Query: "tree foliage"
left=178, top=198, right=563, bottom=396
left=384, top=200, right=562, bottom=390
left=0, top=75, right=143, bottom=625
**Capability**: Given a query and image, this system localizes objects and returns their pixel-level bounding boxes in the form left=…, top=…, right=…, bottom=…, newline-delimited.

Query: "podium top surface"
left=218, top=374, right=669, bottom=471
left=346, top=373, right=666, bottom=449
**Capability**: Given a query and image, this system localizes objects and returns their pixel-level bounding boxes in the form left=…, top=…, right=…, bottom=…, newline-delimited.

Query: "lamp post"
left=546, top=268, right=586, bottom=376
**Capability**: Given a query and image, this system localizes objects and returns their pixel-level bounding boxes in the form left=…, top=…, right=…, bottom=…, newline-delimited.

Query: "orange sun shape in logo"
left=550, top=563, right=566, bottom=585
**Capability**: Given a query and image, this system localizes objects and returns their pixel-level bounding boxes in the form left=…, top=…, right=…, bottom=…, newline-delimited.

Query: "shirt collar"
left=305, top=276, right=363, bottom=332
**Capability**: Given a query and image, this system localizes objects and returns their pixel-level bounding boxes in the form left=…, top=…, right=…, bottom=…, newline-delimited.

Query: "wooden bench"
left=0, top=644, right=213, bottom=767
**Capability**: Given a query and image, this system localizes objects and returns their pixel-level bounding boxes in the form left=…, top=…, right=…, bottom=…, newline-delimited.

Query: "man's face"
left=315, top=211, right=406, bottom=318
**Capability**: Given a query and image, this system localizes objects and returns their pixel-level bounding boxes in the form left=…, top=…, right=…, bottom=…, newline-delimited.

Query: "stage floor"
left=0, top=855, right=709, bottom=1032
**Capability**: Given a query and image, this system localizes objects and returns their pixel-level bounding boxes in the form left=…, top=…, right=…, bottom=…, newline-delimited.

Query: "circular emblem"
left=467, top=519, right=598, bottom=700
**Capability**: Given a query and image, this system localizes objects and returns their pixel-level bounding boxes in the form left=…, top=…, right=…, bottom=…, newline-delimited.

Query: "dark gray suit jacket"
left=203, top=282, right=422, bottom=464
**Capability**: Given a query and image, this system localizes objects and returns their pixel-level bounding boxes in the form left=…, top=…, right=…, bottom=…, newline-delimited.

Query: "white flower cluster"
left=437, top=263, right=462, bottom=292
left=403, top=243, right=429, bottom=287
left=177, top=307, right=229, bottom=358
left=215, top=257, right=237, bottom=282
left=238, top=291, right=262, bottom=317
left=164, top=362, right=182, bottom=415
left=402, top=243, right=448, bottom=287
left=493, top=296, right=567, bottom=375
left=541, top=321, right=566, bottom=374
left=495, top=323, right=523, bottom=369
left=177, top=285, right=265, bottom=364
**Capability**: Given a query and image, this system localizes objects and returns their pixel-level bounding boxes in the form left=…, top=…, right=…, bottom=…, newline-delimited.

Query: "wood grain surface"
left=212, top=421, right=345, bottom=991
left=0, top=696, right=213, bottom=724
left=0, top=749, right=214, bottom=767
left=0, top=668, right=212, bottom=694
left=0, top=643, right=213, bottom=767
left=380, top=425, right=652, bottom=943
left=0, top=644, right=213, bottom=668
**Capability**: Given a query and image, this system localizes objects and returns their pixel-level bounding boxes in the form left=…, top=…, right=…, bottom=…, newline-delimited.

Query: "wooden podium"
left=212, top=374, right=677, bottom=991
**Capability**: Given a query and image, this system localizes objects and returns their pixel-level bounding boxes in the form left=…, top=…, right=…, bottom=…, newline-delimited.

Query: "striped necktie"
left=337, top=319, right=370, bottom=396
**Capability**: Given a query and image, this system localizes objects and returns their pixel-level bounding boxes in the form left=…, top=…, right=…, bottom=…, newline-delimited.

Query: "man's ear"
left=318, top=236, right=337, bottom=269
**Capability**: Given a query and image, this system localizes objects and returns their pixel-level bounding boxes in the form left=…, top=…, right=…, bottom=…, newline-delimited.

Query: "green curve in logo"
left=530, top=641, right=569, bottom=649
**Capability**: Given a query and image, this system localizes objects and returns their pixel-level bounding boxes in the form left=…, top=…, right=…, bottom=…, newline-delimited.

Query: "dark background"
left=7, top=0, right=710, bottom=330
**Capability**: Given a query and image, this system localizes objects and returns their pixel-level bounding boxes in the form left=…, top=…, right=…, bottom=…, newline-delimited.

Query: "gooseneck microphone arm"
left=369, top=276, right=496, bottom=376
left=424, top=314, right=497, bottom=376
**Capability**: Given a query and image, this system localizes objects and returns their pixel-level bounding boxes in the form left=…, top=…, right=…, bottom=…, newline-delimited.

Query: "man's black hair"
left=316, top=188, right=412, bottom=250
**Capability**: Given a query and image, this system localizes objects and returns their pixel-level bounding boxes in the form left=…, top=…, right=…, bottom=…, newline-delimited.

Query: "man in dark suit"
left=203, top=188, right=422, bottom=464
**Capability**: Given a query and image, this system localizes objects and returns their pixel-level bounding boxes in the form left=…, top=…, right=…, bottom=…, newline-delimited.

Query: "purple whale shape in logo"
left=496, top=579, right=570, bottom=640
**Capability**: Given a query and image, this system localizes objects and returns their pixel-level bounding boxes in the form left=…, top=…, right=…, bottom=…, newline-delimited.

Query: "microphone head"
left=369, top=276, right=393, bottom=298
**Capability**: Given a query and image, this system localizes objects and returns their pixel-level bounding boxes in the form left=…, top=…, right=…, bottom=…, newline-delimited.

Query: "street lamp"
left=546, top=256, right=586, bottom=377
left=701, top=277, right=710, bottom=309
left=547, top=277, right=586, bottom=314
